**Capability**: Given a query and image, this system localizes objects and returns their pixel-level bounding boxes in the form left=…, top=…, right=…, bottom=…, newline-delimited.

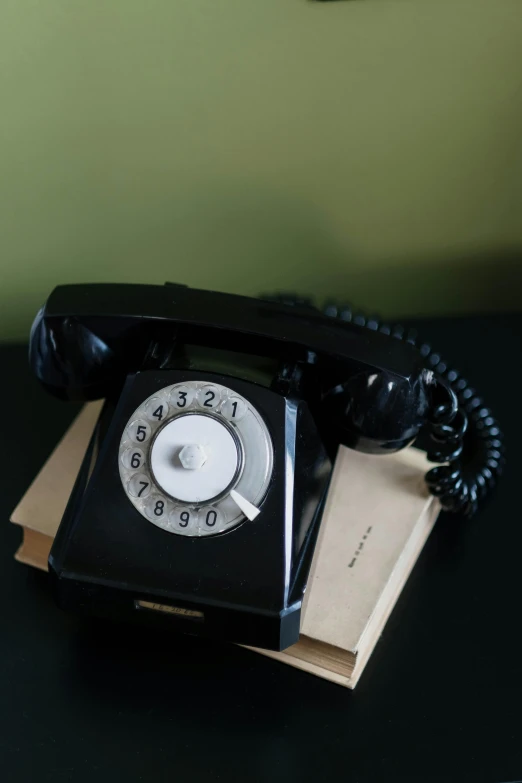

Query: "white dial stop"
left=150, top=413, right=241, bottom=504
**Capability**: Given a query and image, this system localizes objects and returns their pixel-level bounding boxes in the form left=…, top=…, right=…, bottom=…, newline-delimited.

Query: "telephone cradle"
left=29, top=283, right=504, bottom=651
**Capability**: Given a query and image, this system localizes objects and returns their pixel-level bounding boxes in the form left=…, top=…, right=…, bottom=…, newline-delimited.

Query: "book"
left=10, top=402, right=439, bottom=688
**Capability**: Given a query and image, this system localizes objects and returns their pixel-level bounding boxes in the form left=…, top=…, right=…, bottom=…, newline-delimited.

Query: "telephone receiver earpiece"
left=323, top=368, right=433, bottom=454
left=29, top=308, right=116, bottom=401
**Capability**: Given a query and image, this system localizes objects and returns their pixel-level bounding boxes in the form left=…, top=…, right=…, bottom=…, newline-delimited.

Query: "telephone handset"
left=29, top=283, right=503, bottom=651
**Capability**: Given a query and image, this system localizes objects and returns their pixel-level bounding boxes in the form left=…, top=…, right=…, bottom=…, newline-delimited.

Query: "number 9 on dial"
left=170, top=507, right=198, bottom=534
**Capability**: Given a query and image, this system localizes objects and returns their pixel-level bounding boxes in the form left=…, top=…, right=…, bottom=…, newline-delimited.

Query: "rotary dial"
left=118, top=381, right=273, bottom=537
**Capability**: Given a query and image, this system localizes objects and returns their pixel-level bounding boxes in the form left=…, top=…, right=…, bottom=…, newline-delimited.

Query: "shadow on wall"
left=332, top=248, right=522, bottom=319
left=126, top=182, right=522, bottom=320
left=1, top=179, right=521, bottom=340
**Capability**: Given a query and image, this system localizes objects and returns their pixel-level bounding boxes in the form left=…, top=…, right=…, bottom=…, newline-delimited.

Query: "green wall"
left=1, top=0, right=521, bottom=340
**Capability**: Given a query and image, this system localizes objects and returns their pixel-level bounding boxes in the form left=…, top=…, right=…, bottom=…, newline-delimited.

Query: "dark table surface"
left=1, top=313, right=521, bottom=783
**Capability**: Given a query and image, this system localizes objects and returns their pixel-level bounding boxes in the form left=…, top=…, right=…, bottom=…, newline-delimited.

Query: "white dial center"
left=150, top=413, right=240, bottom=503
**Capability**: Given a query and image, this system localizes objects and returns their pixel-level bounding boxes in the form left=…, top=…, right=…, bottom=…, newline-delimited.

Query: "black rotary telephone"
left=29, top=283, right=503, bottom=651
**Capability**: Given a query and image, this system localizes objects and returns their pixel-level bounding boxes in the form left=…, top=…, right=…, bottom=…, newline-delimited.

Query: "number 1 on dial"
left=222, top=397, right=247, bottom=421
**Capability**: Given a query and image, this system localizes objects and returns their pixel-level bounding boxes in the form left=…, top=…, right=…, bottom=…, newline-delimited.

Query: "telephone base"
left=11, top=402, right=440, bottom=688
left=49, top=570, right=302, bottom=652
left=46, top=370, right=330, bottom=652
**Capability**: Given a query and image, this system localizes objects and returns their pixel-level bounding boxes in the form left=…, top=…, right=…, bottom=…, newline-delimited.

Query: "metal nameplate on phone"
left=135, top=600, right=204, bottom=620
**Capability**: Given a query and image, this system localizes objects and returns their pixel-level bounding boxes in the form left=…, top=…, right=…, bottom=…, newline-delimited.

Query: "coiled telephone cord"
left=322, top=303, right=505, bottom=518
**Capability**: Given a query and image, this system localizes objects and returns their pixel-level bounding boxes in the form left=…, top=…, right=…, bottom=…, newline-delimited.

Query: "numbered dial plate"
left=118, top=381, right=273, bottom=537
